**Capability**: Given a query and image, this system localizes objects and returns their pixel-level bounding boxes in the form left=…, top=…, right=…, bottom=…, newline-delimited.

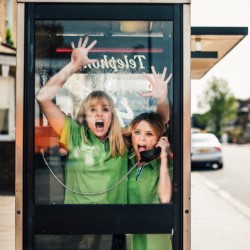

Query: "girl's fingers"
left=156, top=141, right=161, bottom=148
left=151, top=66, right=159, bottom=81
left=142, top=72, right=153, bottom=83
left=143, top=66, right=172, bottom=91
left=156, top=142, right=168, bottom=156
left=78, top=37, right=83, bottom=48
left=164, top=73, right=173, bottom=84
left=161, top=67, right=167, bottom=81
left=71, top=42, right=75, bottom=49
left=81, top=36, right=88, bottom=48
left=87, top=40, right=97, bottom=50
left=88, top=59, right=99, bottom=64
left=159, top=137, right=170, bottom=150
left=161, top=136, right=168, bottom=141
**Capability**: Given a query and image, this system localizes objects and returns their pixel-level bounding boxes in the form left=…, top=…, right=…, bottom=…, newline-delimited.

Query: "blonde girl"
left=36, top=37, right=128, bottom=204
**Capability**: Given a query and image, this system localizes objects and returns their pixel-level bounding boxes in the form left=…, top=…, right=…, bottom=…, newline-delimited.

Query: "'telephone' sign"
left=83, top=55, right=146, bottom=72
left=56, top=46, right=168, bottom=73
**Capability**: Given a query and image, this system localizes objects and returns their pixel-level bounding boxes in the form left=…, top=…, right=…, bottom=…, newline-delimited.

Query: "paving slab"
left=0, top=195, right=15, bottom=250
left=191, top=172, right=250, bottom=250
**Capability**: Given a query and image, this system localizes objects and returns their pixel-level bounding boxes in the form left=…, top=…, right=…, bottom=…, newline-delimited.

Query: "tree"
left=192, top=112, right=209, bottom=130
left=198, top=77, right=238, bottom=137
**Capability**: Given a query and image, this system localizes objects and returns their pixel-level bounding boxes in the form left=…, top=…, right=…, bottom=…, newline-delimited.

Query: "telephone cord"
left=40, top=149, right=140, bottom=196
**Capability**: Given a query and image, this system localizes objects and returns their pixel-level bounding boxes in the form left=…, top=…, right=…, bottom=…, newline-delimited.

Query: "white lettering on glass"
left=83, top=54, right=146, bottom=72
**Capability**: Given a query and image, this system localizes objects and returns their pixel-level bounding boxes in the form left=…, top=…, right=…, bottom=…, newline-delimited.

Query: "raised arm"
left=156, top=136, right=173, bottom=203
left=141, top=66, right=172, bottom=124
left=36, top=37, right=98, bottom=136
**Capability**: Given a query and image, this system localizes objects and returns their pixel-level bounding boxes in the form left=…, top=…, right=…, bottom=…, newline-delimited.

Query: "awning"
left=191, top=27, right=248, bottom=79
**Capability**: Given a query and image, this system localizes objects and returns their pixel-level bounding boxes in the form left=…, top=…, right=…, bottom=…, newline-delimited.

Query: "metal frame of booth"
left=16, top=1, right=191, bottom=250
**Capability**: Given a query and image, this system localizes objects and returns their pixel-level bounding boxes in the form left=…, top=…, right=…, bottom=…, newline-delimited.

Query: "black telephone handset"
left=139, top=147, right=161, bottom=163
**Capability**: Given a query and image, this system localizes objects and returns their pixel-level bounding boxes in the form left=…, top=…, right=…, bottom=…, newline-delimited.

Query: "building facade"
left=0, top=0, right=17, bottom=192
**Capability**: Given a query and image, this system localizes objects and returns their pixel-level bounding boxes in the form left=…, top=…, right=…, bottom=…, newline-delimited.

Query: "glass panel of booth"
left=34, top=234, right=173, bottom=250
left=34, top=20, right=173, bottom=205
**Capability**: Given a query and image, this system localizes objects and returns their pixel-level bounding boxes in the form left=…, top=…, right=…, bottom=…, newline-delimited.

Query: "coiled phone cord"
left=40, top=148, right=141, bottom=196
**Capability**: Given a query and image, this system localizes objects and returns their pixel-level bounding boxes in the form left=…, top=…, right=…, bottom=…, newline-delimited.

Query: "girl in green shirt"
left=124, top=112, right=173, bottom=250
left=36, top=36, right=130, bottom=250
left=36, top=37, right=128, bottom=204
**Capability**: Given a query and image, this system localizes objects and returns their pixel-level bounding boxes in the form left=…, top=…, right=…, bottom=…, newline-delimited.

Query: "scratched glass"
left=34, top=20, right=173, bottom=205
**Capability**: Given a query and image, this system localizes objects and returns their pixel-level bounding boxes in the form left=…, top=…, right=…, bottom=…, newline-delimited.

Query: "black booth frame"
left=23, top=3, right=184, bottom=249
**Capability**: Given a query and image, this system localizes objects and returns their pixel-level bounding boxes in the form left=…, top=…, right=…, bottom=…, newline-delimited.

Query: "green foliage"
left=192, top=113, right=209, bottom=130
left=198, top=77, right=238, bottom=137
left=6, top=28, right=14, bottom=46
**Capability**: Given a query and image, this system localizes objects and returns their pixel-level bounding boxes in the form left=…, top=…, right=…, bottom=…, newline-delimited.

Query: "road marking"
left=194, top=173, right=250, bottom=220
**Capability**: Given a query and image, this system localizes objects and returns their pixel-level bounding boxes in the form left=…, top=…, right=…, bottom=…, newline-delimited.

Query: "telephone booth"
left=16, top=1, right=191, bottom=249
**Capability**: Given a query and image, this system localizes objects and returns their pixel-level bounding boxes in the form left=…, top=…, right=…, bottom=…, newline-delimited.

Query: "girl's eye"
left=103, top=107, right=110, bottom=112
left=134, top=130, right=140, bottom=135
left=89, top=107, right=96, bottom=112
left=146, top=132, right=154, bottom=137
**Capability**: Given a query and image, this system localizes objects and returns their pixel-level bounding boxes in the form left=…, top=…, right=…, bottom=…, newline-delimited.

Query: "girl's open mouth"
left=95, top=121, right=104, bottom=129
left=138, top=145, right=147, bottom=152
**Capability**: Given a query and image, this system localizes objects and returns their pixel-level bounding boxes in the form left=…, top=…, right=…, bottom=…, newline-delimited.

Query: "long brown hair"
left=123, top=112, right=166, bottom=148
left=76, top=91, right=126, bottom=157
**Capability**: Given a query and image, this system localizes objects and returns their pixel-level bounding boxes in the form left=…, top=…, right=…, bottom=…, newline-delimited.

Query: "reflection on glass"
left=35, top=234, right=172, bottom=250
left=127, top=234, right=172, bottom=250
left=34, top=234, right=124, bottom=250
left=34, top=20, right=173, bottom=205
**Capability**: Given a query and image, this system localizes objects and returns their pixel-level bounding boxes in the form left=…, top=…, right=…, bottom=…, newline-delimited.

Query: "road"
left=192, top=143, right=250, bottom=209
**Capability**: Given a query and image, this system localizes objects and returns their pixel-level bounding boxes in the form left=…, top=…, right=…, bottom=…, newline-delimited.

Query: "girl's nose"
left=139, top=134, right=146, bottom=141
left=96, top=109, right=103, bottom=116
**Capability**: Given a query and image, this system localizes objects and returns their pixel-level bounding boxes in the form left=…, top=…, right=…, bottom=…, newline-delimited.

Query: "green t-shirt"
left=127, top=234, right=172, bottom=250
left=59, top=117, right=128, bottom=204
left=127, top=151, right=173, bottom=204
left=127, top=151, right=173, bottom=250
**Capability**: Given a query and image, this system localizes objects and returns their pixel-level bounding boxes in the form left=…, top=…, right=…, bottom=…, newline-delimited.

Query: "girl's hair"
left=76, top=91, right=126, bottom=157
left=123, top=112, right=166, bottom=148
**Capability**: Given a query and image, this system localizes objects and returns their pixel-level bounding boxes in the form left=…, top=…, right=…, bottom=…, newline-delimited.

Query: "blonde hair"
left=123, top=112, right=166, bottom=148
left=76, top=91, right=126, bottom=157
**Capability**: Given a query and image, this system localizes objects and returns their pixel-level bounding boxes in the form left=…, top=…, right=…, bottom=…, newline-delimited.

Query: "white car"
left=191, top=132, right=223, bottom=169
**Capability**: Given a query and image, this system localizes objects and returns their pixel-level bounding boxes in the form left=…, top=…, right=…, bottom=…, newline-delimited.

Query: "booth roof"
left=191, top=26, right=248, bottom=79
left=0, top=27, right=248, bottom=79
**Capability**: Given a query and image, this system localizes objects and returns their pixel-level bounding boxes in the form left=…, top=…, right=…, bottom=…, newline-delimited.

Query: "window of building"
left=0, top=76, right=15, bottom=141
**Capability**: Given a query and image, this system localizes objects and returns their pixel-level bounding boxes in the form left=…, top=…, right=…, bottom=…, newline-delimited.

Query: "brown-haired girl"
left=124, top=112, right=173, bottom=250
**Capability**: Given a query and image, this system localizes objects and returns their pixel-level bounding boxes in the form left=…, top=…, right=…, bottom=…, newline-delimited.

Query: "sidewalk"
left=191, top=172, right=250, bottom=250
left=0, top=194, right=15, bottom=250
left=1, top=173, right=250, bottom=250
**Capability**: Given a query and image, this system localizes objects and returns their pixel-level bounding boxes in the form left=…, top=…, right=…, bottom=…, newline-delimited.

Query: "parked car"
left=191, top=132, right=223, bottom=169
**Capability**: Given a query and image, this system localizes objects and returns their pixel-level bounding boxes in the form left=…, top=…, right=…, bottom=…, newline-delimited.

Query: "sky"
left=191, top=0, right=250, bottom=114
